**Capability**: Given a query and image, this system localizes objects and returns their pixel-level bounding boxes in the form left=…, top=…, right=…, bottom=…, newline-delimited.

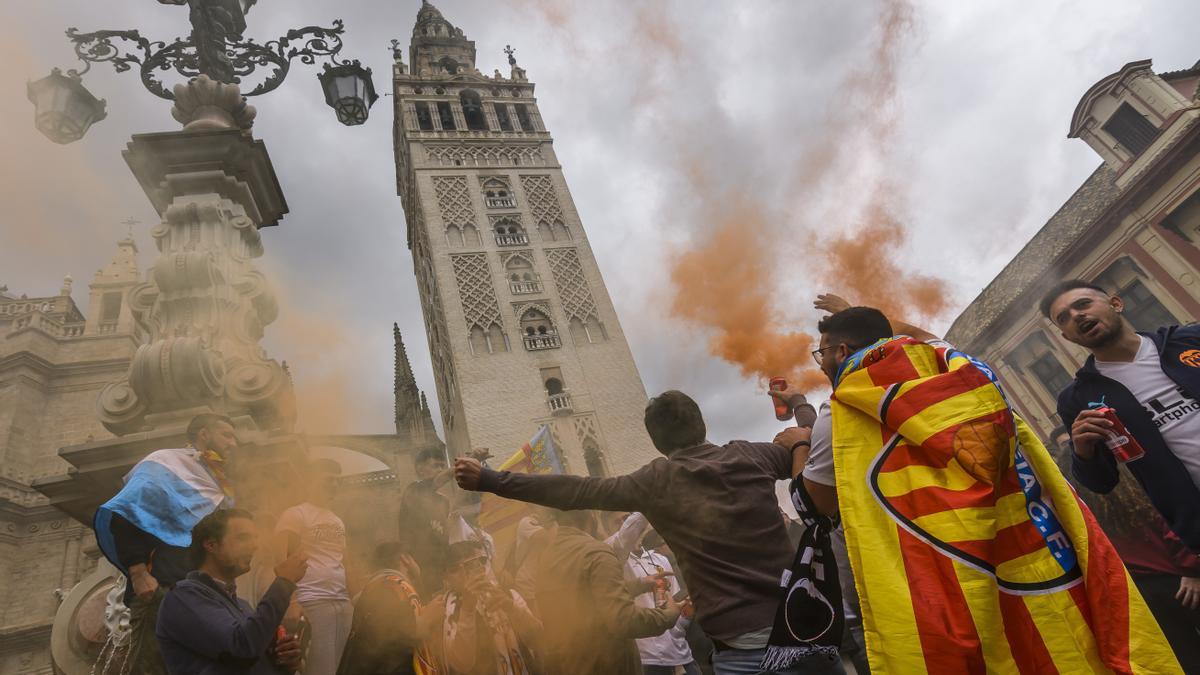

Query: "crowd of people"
left=90, top=284, right=1199, bottom=674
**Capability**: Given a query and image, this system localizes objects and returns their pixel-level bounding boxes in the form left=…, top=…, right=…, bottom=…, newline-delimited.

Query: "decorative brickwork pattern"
left=520, top=174, right=565, bottom=225
left=427, top=144, right=543, bottom=167
left=433, top=176, right=476, bottom=229
left=450, top=253, right=503, bottom=331
left=545, top=248, right=598, bottom=323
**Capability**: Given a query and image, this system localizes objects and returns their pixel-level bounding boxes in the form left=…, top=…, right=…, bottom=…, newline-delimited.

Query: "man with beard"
left=156, top=509, right=308, bottom=674
left=94, top=413, right=240, bottom=675
left=1042, top=280, right=1200, bottom=552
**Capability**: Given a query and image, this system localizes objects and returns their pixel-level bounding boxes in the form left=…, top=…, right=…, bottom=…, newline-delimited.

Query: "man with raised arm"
left=455, top=391, right=842, bottom=675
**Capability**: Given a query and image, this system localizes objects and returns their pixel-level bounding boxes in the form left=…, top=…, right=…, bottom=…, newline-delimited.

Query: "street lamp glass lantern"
left=27, top=68, right=108, bottom=144
left=318, top=61, right=378, bottom=126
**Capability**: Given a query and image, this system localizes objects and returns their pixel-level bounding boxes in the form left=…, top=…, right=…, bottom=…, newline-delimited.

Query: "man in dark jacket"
left=535, top=509, right=680, bottom=674
left=1043, top=279, right=1200, bottom=552
left=156, top=509, right=308, bottom=675
left=455, top=391, right=844, bottom=675
left=336, top=542, right=423, bottom=675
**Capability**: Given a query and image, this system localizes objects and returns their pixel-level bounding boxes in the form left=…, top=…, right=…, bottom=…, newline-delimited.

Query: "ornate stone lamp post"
left=27, top=1, right=378, bottom=144
left=28, top=3, right=377, bottom=672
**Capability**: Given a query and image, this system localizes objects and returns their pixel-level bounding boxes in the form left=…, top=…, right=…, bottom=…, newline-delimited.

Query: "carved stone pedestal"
left=38, top=79, right=312, bottom=675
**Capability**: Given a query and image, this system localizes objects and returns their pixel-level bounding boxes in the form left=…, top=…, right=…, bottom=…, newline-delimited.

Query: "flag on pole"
left=478, top=425, right=563, bottom=563
left=829, top=336, right=1179, bottom=673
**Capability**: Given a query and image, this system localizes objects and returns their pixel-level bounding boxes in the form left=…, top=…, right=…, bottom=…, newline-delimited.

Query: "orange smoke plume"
left=669, top=201, right=826, bottom=390
left=666, top=0, right=948, bottom=389
left=821, top=195, right=950, bottom=323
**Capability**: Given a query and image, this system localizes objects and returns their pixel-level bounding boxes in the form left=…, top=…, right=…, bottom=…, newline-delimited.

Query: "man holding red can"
left=1042, top=279, right=1200, bottom=557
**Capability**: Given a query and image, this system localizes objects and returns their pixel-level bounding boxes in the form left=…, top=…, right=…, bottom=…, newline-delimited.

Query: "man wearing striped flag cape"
left=775, top=304, right=1179, bottom=674
left=93, top=413, right=238, bottom=675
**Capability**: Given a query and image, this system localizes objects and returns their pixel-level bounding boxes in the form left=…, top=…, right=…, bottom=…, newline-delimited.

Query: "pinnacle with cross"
left=120, top=217, right=140, bottom=241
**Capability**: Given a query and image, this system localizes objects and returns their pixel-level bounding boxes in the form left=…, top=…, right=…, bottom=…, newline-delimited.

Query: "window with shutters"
left=1094, top=258, right=1179, bottom=331
left=1102, top=103, right=1158, bottom=156
left=1010, top=333, right=1072, bottom=402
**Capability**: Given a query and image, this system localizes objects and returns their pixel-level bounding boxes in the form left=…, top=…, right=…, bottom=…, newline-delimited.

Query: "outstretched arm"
left=815, top=293, right=939, bottom=342
left=455, top=458, right=655, bottom=514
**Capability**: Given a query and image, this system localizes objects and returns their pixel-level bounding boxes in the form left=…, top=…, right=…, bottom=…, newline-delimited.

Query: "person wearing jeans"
left=276, top=460, right=354, bottom=675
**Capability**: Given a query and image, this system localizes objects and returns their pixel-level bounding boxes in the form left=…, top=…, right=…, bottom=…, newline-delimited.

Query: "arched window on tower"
left=439, top=57, right=461, bottom=75
left=583, top=439, right=608, bottom=477
left=519, top=307, right=560, bottom=351
left=462, top=224, right=481, bottom=247
left=493, top=103, right=513, bottom=132
left=415, top=102, right=434, bottom=131
left=436, top=101, right=456, bottom=130
left=505, top=255, right=541, bottom=295
left=493, top=218, right=528, bottom=246
left=460, top=90, right=488, bottom=131
left=483, top=178, right=516, bottom=209
left=515, top=104, right=535, bottom=132
left=469, top=322, right=508, bottom=355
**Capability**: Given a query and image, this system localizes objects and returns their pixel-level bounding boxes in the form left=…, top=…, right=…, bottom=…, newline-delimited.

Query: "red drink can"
left=1097, top=406, right=1145, bottom=463
left=769, top=377, right=793, bottom=421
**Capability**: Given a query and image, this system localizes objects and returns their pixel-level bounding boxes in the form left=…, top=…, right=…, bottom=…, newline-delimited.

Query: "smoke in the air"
left=659, top=0, right=950, bottom=390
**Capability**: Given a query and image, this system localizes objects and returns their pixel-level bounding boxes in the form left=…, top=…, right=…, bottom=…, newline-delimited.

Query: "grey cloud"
left=4, top=0, right=1199, bottom=448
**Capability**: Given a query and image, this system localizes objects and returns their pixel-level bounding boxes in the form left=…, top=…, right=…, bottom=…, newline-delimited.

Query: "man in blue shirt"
left=156, top=509, right=308, bottom=674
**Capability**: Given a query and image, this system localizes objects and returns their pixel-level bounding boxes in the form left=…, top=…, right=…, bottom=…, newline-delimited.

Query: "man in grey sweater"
left=455, top=391, right=843, bottom=675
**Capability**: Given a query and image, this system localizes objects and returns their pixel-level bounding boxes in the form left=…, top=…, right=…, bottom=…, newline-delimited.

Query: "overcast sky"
left=4, top=1, right=1199, bottom=450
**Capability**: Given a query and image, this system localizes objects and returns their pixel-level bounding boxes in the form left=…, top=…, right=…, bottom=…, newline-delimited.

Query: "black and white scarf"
left=761, top=477, right=844, bottom=671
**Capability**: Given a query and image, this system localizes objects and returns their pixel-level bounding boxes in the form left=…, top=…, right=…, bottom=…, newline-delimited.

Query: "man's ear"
left=837, top=343, right=852, bottom=361
left=1110, top=294, right=1125, bottom=314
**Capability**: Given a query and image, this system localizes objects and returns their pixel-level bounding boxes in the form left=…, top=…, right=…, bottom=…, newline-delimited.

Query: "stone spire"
left=394, top=323, right=429, bottom=440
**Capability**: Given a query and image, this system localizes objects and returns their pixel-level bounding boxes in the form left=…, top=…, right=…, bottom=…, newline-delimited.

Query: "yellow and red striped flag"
left=831, top=336, right=1179, bottom=674
left=477, top=425, right=563, bottom=563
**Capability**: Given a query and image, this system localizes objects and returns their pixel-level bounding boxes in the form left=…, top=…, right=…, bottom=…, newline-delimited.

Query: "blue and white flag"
left=93, top=448, right=230, bottom=574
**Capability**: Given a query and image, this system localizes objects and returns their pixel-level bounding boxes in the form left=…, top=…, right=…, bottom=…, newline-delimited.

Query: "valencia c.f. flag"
left=831, top=337, right=1178, bottom=674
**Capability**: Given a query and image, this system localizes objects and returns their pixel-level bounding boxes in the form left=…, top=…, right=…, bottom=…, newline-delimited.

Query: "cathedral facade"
left=0, top=238, right=442, bottom=674
left=392, top=1, right=659, bottom=475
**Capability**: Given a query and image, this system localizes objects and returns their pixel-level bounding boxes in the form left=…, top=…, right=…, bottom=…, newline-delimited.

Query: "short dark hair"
left=414, top=447, right=446, bottom=468
left=817, top=307, right=893, bottom=350
left=186, top=413, right=234, bottom=443
left=190, top=508, right=254, bottom=567
left=1038, top=280, right=1109, bottom=319
left=373, top=541, right=411, bottom=569
left=644, top=391, right=706, bottom=454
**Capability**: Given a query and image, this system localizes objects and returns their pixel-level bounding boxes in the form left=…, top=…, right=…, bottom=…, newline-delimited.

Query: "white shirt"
left=1095, top=336, right=1200, bottom=488
left=624, top=548, right=694, bottom=666
left=275, top=502, right=349, bottom=603
left=805, top=401, right=837, bottom=487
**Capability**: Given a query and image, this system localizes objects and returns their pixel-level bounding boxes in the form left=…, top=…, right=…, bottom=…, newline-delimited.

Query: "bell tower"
left=391, top=2, right=657, bottom=475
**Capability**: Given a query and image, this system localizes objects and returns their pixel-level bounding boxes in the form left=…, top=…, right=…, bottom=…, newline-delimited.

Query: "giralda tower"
left=392, top=2, right=658, bottom=474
